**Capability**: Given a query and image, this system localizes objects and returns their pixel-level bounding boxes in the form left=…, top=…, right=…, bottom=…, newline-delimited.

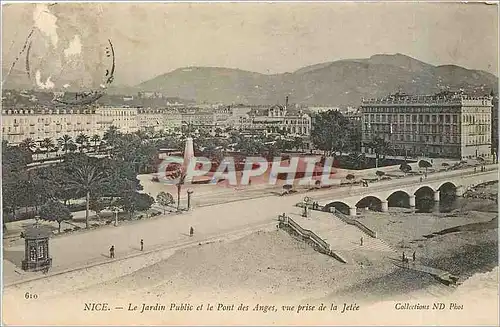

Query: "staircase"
left=279, top=212, right=396, bottom=259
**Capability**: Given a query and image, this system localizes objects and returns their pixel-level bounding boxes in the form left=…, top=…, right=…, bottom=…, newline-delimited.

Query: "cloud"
left=35, top=70, right=55, bottom=89
left=33, top=3, right=59, bottom=48
left=64, top=35, right=82, bottom=58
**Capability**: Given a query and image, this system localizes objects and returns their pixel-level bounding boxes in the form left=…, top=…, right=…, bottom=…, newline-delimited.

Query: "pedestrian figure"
left=140, top=239, right=144, bottom=251
left=190, top=226, right=194, bottom=237
left=412, top=251, right=416, bottom=262
left=360, top=236, right=363, bottom=246
left=474, top=167, right=477, bottom=173
left=402, top=252, right=405, bottom=263
left=110, top=245, right=115, bottom=259
left=420, top=177, right=423, bottom=182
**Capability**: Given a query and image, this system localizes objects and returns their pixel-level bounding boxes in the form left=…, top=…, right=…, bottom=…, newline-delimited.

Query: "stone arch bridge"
left=317, top=168, right=498, bottom=216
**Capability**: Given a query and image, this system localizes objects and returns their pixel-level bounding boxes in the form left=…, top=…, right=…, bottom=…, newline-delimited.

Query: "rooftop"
left=362, top=91, right=492, bottom=105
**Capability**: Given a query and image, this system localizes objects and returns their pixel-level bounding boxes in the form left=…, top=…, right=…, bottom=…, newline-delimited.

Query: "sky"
left=2, top=2, right=499, bottom=87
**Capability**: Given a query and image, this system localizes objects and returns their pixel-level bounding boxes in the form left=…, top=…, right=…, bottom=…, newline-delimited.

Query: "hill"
left=137, top=53, right=498, bottom=106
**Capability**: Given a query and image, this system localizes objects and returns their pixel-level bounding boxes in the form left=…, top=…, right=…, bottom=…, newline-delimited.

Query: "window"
left=38, top=244, right=45, bottom=259
left=30, top=246, right=36, bottom=261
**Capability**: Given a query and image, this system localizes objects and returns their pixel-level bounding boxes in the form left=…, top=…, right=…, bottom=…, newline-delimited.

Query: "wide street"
left=3, top=164, right=497, bottom=286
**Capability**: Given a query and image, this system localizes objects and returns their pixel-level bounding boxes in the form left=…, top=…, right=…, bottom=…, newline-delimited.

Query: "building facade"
left=2, top=107, right=98, bottom=144
left=360, top=91, right=493, bottom=159
left=235, top=97, right=312, bottom=136
left=137, top=108, right=182, bottom=133
left=1, top=106, right=182, bottom=145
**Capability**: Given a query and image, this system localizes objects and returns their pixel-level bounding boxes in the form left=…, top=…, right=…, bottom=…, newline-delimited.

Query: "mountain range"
left=4, top=53, right=498, bottom=106
left=136, top=54, right=498, bottom=106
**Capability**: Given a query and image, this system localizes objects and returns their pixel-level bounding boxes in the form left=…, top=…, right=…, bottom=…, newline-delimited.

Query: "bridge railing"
left=333, top=211, right=378, bottom=238
left=278, top=214, right=330, bottom=250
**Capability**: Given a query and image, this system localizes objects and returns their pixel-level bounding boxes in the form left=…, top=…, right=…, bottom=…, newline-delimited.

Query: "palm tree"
left=19, top=138, right=36, bottom=153
left=75, top=133, right=89, bottom=153
left=90, top=134, right=101, bottom=153
left=57, top=134, right=74, bottom=156
left=19, top=138, right=36, bottom=161
left=65, top=157, right=108, bottom=229
left=170, top=167, right=187, bottom=211
left=103, top=125, right=121, bottom=146
left=40, top=137, right=55, bottom=159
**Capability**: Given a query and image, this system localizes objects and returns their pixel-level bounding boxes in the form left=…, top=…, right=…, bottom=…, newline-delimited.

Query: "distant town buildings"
left=1, top=97, right=312, bottom=145
left=360, top=91, right=493, bottom=159
left=236, top=97, right=312, bottom=136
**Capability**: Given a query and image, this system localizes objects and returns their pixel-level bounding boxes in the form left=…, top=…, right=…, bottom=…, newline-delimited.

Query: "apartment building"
left=360, top=91, right=493, bottom=159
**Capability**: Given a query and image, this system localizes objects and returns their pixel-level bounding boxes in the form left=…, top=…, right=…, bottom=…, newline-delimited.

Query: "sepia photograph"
left=1, top=1, right=499, bottom=325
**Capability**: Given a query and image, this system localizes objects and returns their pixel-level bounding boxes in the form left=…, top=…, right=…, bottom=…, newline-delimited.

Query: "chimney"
left=285, top=96, right=289, bottom=109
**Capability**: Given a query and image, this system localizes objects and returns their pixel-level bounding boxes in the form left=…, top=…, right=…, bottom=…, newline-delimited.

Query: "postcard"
left=2, top=1, right=499, bottom=326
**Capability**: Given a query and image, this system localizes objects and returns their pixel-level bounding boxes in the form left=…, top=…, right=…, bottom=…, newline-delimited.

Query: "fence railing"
left=333, top=211, right=378, bottom=238
left=278, top=214, right=329, bottom=250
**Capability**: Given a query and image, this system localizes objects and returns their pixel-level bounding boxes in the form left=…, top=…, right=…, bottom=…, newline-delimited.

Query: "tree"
left=2, top=141, right=33, bottom=219
left=375, top=170, right=385, bottom=180
left=89, top=196, right=107, bottom=218
left=75, top=133, right=89, bottom=153
left=19, top=138, right=36, bottom=155
left=57, top=134, right=74, bottom=156
left=400, top=163, right=412, bottom=176
left=282, top=184, right=294, bottom=195
left=64, top=154, right=109, bottom=229
left=103, top=126, right=121, bottom=147
left=39, top=200, right=73, bottom=233
left=311, top=110, right=353, bottom=156
left=368, top=136, right=390, bottom=167
left=293, top=136, right=304, bottom=152
left=117, top=192, right=154, bottom=219
left=90, top=134, right=101, bottom=153
left=156, top=191, right=174, bottom=214
left=418, top=160, right=432, bottom=173
left=40, top=137, right=55, bottom=158
left=176, top=173, right=187, bottom=211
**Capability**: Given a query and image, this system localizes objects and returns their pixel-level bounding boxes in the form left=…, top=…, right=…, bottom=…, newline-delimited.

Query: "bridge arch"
left=387, top=190, right=411, bottom=208
left=356, top=195, right=384, bottom=211
left=414, top=185, right=436, bottom=195
left=437, top=181, right=458, bottom=190
left=438, top=181, right=458, bottom=198
left=323, top=201, right=351, bottom=215
left=414, top=185, right=438, bottom=206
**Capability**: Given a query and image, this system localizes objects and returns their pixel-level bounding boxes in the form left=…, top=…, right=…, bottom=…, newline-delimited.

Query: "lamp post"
left=187, top=189, right=194, bottom=211
left=302, top=196, right=311, bottom=217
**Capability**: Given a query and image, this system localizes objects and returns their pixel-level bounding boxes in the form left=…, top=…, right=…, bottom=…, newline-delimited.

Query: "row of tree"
left=2, top=127, right=157, bottom=231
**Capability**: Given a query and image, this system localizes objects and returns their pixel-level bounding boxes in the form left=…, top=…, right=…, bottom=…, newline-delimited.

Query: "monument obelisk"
left=183, top=137, right=195, bottom=169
